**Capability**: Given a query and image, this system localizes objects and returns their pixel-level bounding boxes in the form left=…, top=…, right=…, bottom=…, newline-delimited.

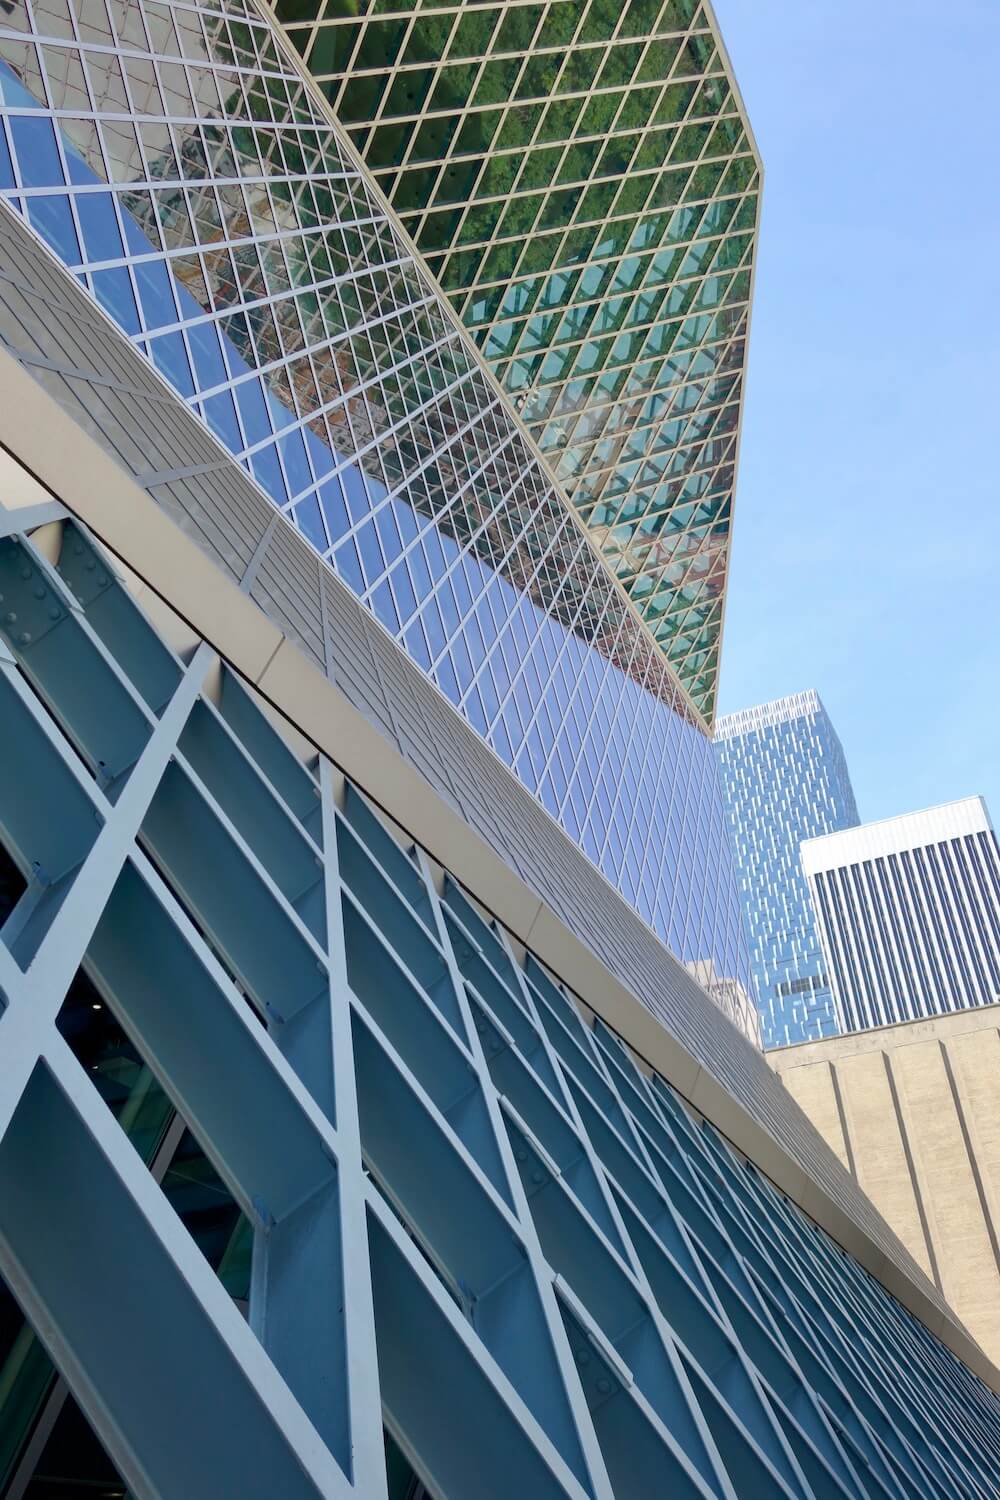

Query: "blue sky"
left=712, top=0, right=1000, bottom=826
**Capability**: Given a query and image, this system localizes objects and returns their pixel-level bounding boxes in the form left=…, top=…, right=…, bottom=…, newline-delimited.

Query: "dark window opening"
left=0, top=839, right=27, bottom=930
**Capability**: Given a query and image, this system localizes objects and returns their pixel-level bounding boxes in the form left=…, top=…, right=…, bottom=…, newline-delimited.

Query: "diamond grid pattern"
left=1, top=503, right=999, bottom=1497
left=0, top=0, right=749, bottom=996
left=275, top=0, right=760, bottom=717
left=0, top=179, right=760, bottom=1044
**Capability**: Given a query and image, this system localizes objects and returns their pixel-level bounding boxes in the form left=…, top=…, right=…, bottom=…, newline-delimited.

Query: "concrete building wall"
left=771, top=1006, right=1000, bottom=1363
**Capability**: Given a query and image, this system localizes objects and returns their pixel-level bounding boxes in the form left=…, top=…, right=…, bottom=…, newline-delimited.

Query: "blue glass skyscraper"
left=715, top=691, right=860, bottom=1047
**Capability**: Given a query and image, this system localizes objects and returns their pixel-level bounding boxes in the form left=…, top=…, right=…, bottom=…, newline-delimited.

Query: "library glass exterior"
left=0, top=0, right=750, bottom=1016
left=3, top=3, right=1000, bottom=1493
left=275, top=0, right=760, bottom=720
left=715, top=692, right=860, bottom=1049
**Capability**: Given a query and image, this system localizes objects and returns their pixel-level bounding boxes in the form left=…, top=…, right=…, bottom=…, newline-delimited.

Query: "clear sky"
left=712, top=0, right=1000, bottom=826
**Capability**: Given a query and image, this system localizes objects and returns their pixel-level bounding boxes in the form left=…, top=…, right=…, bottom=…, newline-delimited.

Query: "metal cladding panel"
left=802, top=797, right=994, bottom=872
left=0, top=191, right=986, bottom=1332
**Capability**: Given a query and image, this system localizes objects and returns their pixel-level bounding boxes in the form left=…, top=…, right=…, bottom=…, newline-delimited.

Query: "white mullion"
left=506, top=278, right=746, bottom=375
left=592, top=640, right=658, bottom=877
left=659, top=735, right=705, bottom=948
left=574, top=619, right=644, bottom=856
left=923, top=842, right=981, bottom=1012
left=947, top=837, right=1000, bottom=997
left=415, top=848, right=619, bottom=1500
left=231, top=321, right=470, bottom=505
left=0, top=642, right=214, bottom=1140
left=461, top=192, right=758, bottom=313
left=535, top=585, right=636, bottom=824
left=17, top=1027, right=352, bottom=1498
left=356, top=420, right=524, bottom=616
left=614, top=658, right=683, bottom=911
left=318, top=759, right=391, bottom=1498
left=480, top=542, right=620, bottom=772
left=901, top=848, right=958, bottom=1018
left=929, top=841, right=984, bottom=1006
left=416, top=456, right=565, bottom=672
left=469, top=524, right=607, bottom=750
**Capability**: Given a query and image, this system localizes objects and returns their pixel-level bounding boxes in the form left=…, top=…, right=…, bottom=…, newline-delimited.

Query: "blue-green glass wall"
left=274, top=0, right=761, bottom=720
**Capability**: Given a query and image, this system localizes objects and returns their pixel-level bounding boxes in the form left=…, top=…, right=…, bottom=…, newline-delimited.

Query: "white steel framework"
left=0, top=492, right=999, bottom=1498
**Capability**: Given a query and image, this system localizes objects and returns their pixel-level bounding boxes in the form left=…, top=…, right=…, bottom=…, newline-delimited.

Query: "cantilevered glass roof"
left=274, top=0, right=760, bottom=721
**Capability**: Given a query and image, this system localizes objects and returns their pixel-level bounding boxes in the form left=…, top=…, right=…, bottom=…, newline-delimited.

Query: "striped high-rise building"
left=1, top=1, right=1000, bottom=1495
left=803, top=797, right=1000, bottom=1034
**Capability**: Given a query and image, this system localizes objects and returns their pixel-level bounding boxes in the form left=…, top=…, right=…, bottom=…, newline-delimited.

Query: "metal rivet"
left=33, top=584, right=45, bottom=600
left=18, top=632, right=31, bottom=645
left=530, top=1168, right=545, bottom=1184
left=19, top=565, right=31, bottom=580
left=576, top=1349, right=590, bottom=1366
left=596, top=1377, right=612, bottom=1394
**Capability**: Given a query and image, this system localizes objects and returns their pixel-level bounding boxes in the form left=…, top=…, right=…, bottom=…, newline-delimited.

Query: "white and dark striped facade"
left=802, top=798, right=1000, bottom=1035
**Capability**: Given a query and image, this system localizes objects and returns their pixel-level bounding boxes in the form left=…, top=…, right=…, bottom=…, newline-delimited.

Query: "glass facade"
left=275, top=0, right=760, bottom=721
left=803, top=798, right=1000, bottom=1034
left=0, top=0, right=750, bottom=1005
left=715, top=691, right=860, bottom=1048
left=1, top=501, right=999, bottom=1497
